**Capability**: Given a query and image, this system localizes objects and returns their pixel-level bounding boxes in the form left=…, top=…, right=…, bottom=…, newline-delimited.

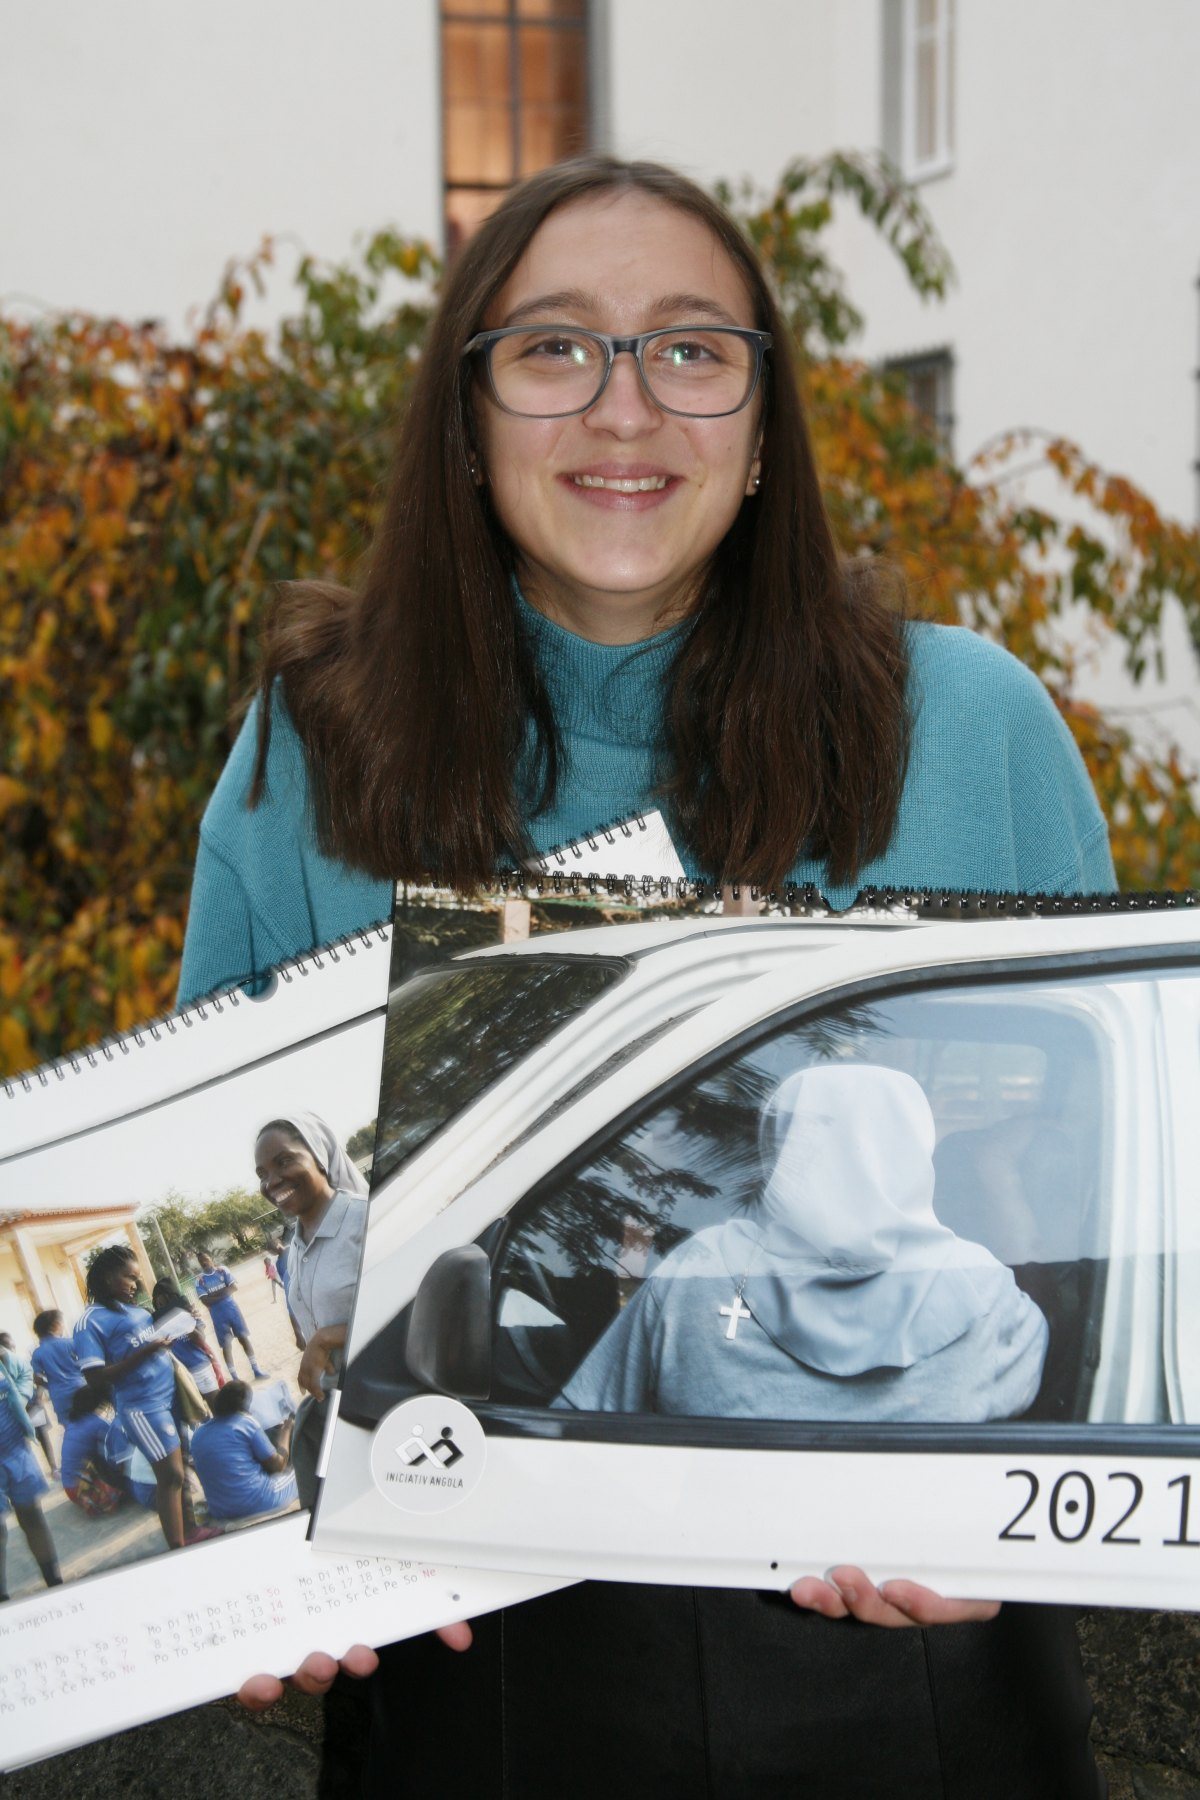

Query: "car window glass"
left=489, top=962, right=1196, bottom=1433
left=373, top=957, right=625, bottom=1184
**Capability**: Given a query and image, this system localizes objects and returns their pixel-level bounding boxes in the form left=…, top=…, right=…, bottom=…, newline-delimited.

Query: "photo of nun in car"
left=556, top=1063, right=1049, bottom=1423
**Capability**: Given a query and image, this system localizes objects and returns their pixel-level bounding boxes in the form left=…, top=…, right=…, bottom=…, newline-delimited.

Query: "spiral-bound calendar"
left=313, top=885, right=1200, bottom=1615
left=0, top=924, right=555, bottom=1771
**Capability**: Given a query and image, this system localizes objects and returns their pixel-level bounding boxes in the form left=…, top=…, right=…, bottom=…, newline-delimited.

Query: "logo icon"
left=370, top=1396, right=487, bottom=1514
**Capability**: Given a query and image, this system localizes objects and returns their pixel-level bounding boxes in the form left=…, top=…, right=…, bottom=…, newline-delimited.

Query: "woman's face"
left=475, top=190, right=763, bottom=644
left=256, top=1128, right=333, bottom=1221
left=98, top=1260, right=140, bottom=1306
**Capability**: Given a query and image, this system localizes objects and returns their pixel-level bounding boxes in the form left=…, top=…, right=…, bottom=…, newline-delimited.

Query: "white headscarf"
left=262, top=1111, right=369, bottom=1198
left=719, top=1063, right=1019, bottom=1375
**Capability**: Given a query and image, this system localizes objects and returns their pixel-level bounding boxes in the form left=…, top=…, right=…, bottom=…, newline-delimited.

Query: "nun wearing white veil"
left=254, top=1111, right=369, bottom=1503
left=557, top=1064, right=1049, bottom=1423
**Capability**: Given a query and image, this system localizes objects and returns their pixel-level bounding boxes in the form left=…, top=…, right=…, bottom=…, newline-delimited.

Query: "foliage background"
left=2, top=153, right=1198, bottom=1077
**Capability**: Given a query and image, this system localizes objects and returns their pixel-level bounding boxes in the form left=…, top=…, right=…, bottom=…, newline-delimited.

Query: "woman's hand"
left=789, top=1565, right=1000, bottom=1629
left=235, top=1624, right=474, bottom=1710
left=237, top=1644, right=380, bottom=1710
left=296, top=1324, right=345, bottom=1398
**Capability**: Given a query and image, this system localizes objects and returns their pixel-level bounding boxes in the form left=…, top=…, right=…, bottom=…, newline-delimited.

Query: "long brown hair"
left=252, top=155, right=910, bottom=890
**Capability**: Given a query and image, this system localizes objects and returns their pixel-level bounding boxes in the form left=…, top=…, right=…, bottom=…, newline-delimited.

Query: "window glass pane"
left=516, top=24, right=588, bottom=172
left=444, top=104, right=514, bottom=186
left=373, top=957, right=625, bottom=1183
left=517, top=0, right=587, bottom=15
left=945, top=0, right=956, bottom=153
left=443, top=21, right=515, bottom=187
left=488, top=965, right=1195, bottom=1434
left=443, top=20, right=512, bottom=104
left=915, top=35, right=938, bottom=162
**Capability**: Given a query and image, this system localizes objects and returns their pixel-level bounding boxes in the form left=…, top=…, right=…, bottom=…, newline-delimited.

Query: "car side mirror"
left=404, top=1245, right=492, bottom=1401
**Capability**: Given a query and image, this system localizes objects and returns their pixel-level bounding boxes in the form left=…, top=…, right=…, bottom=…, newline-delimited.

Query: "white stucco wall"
left=1, top=0, right=442, bottom=331
left=606, top=0, right=836, bottom=184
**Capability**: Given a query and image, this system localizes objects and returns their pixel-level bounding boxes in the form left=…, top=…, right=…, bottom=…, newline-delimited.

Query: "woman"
left=192, top=1252, right=268, bottom=1381
left=151, top=1278, right=226, bottom=1398
left=73, top=1245, right=190, bottom=1552
left=253, top=1112, right=367, bottom=1505
left=60, top=1384, right=126, bottom=1515
left=185, top=157, right=1113, bottom=1796
left=190, top=1381, right=297, bottom=1523
left=0, top=1338, right=61, bottom=1600
left=559, top=1064, right=1049, bottom=1422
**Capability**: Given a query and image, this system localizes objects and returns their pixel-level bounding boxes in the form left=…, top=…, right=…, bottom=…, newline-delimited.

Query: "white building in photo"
left=4, top=0, right=1198, bottom=759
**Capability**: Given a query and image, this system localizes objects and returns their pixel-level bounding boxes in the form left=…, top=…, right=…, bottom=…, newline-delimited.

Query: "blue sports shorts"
left=119, top=1404, right=181, bottom=1464
left=0, top=1442, right=49, bottom=1514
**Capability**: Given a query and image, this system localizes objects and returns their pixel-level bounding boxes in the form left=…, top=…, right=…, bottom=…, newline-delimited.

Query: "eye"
left=521, top=333, right=593, bottom=364
left=662, top=339, right=715, bottom=364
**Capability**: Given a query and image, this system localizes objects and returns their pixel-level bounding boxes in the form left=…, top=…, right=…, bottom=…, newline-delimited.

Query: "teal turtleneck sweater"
left=177, top=599, right=1115, bottom=1004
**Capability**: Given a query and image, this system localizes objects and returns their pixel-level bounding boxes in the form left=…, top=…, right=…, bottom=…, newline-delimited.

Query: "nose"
left=583, top=347, right=663, bottom=436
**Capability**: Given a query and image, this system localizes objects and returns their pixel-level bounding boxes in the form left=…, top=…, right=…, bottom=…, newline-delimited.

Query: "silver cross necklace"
left=719, top=1244, right=762, bottom=1342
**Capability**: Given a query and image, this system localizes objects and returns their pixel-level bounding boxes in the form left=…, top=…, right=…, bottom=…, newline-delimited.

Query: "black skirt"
left=351, top=1583, right=1104, bottom=1800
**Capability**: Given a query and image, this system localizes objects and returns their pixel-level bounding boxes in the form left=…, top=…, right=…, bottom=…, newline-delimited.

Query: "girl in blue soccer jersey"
left=193, top=1252, right=268, bottom=1381
left=0, top=1341, right=61, bottom=1601
left=74, top=1244, right=190, bottom=1551
left=31, top=1309, right=87, bottom=1425
left=151, top=1279, right=226, bottom=1398
left=190, top=1381, right=297, bottom=1523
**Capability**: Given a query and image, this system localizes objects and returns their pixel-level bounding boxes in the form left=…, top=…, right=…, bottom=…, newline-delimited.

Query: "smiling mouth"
left=571, top=474, right=670, bottom=492
left=270, top=1186, right=298, bottom=1206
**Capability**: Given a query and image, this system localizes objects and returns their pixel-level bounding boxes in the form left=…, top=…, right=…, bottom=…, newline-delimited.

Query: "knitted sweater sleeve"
left=177, top=698, right=292, bottom=1004
left=177, top=691, right=392, bottom=1006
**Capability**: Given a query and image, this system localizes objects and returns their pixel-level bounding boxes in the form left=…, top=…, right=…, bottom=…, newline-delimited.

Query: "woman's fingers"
left=436, top=1619, right=474, bottom=1651
left=335, top=1643, right=382, bottom=1678
left=235, top=1645, right=381, bottom=1711
left=236, top=1673, right=285, bottom=1711
left=787, top=1574, right=850, bottom=1620
left=789, top=1566, right=1001, bottom=1629
left=285, top=1651, right=344, bottom=1696
left=875, top=1579, right=1001, bottom=1626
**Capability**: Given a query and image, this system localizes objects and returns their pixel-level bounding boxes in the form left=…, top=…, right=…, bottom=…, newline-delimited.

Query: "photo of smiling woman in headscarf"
left=558, top=1063, right=1050, bottom=1423
left=254, top=1112, right=368, bottom=1504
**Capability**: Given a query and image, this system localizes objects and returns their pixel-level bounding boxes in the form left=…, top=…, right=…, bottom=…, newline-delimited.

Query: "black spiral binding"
left=532, top=813, right=649, bottom=869
left=494, top=873, right=1199, bottom=913
left=5, top=887, right=1196, bottom=1102
left=0, top=919, right=392, bottom=1102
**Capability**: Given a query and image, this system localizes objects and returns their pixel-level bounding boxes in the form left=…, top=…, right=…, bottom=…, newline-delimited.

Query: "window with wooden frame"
left=441, top=1, right=592, bottom=254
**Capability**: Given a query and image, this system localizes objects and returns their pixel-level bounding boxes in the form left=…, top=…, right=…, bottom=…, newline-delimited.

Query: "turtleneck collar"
left=513, top=581, right=690, bottom=750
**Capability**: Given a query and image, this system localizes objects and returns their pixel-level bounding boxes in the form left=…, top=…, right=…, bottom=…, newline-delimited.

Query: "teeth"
left=573, top=474, right=669, bottom=492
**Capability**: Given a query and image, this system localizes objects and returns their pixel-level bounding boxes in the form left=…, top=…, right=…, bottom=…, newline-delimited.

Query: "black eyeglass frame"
left=462, top=324, right=773, bottom=420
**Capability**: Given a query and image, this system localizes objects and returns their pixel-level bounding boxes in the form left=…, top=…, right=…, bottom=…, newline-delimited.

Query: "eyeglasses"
left=463, top=325, right=772, bottom=420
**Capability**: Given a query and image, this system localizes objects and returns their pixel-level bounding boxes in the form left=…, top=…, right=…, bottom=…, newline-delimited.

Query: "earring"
left=753, top=475, right=761, bottom=489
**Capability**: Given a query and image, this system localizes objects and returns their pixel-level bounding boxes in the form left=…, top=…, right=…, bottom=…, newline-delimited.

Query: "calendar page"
left=313, top=889, right=1200, bottom=1612
left=0, top=925, right=554, bottom=1770
left=0, top=1515, right=544, bottom=1768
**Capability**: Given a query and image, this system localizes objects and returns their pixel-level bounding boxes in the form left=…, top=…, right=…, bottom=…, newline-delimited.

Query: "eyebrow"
left=499, top=288, right=746, bottom=329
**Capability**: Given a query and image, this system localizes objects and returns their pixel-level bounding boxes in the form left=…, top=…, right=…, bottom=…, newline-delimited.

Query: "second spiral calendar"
left=0, top=920, right=553, bottom=1770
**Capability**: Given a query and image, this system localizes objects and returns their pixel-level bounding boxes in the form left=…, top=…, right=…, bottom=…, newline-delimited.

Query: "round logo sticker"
left=370, top=1396, right=487, bottom=1514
